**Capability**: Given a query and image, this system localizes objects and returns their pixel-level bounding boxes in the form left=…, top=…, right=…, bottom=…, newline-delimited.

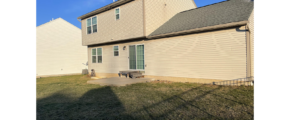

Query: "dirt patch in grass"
left=37, top=75, right=253, bottom=120
left=150, top=80, right=174, bottom=84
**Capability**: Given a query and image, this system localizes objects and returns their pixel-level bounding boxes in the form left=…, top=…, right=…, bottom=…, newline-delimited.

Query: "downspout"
left=246, top=24, right=252, bottom=78
left=142, top=0, right=146, bottom=36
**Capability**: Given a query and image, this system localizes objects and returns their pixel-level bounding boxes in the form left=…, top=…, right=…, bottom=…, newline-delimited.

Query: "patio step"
left=129, top=73, right=144, bottom=79
left=118, top=71, right=144, bottom=79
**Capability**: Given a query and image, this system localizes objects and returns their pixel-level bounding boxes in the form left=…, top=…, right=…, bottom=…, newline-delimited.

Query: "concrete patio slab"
left=87, top=77, right=154, bottom=86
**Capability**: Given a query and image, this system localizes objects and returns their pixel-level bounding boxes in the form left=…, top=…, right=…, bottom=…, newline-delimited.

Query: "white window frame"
left=113, top=45, right=119, bottom=57
left=86, top=18, right=92, bottom=34
left=86, top=15, right=98, bottom=35
left=92, top=48, right=97, bottom=63
left=92, top=16, right=98, bottom=33
left=92, top=47, right=102, bottom=63
left=128, top=44, right=145, bottom=71
left=115, top=7, right=120, bottom=20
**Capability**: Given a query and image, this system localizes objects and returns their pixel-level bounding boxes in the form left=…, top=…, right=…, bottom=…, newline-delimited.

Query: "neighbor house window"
left=87, top=18, right=92, bottom=34
left=115, top=8, right=120, bottom=20
left=113, top=46, right=119, bottom=56
left=97, top=48, right=102, bottom=63
left=92, top=16, right=97, bottom=33
left=92, top=48, right=96, bottom=63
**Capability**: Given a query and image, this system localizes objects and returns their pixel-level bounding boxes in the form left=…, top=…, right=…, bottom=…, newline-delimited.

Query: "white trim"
left=136, top=44, right=145, bottom=71
left=92, top=48, right=97, bottom=63
left=127, top=45, right=129, bottom=70
left=128, top=45, right=135, bottom=70
left=128, top=44, right=145, bottom=71
left=115, top=7, right=120, bottom=20
left=113, top=45, right=119, bottom=57
left=135, top=45, right=137, bottom=70
left=143, top=44, right=145, bottom=71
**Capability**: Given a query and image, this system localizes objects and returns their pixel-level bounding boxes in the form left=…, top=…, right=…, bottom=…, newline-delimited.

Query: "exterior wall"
left=37, top=18, right=88, bottom=77
left=88, top=26, right=247, bottom=81
left=144, top=0, right=196, bottom=36
left=81, top=0, right=144, bottom=46
left=247, top=10, right=254, bottom=77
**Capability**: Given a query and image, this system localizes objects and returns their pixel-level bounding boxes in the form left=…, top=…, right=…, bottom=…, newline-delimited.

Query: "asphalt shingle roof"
left=149, top=0, right=254, bottom=37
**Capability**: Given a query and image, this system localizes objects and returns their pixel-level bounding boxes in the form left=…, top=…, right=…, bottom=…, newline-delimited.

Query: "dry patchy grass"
left=37, top=75, right=253, bottom=120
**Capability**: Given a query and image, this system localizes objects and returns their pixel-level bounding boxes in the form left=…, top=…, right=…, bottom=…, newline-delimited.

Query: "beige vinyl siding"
left=88, top=26, right=246, bottom=80
left=81, top=0, right=144, bottom=46
left=248, top=10, right=254, bottom=77
left=88, top=41, right=144, bottom=74
left=37, top=18, right=88, bottom=76
left=144, top=0, right=196, bottom=36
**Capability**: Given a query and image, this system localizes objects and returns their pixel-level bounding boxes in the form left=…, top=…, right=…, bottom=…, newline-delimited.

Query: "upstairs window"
left=92, top=16, right=97, bottom=33
left=115, top=8, right=120, bottom=20
left=87, top=18, right=91, bottom=34
left=87, top=16, right=97, bottom=34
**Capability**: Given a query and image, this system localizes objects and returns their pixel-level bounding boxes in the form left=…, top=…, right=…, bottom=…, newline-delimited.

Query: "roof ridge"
left=37, top=18, right=81, bottom=30
left=37, top=18, right=62, bottom=27
left=180, top=0, right=230, bottom=14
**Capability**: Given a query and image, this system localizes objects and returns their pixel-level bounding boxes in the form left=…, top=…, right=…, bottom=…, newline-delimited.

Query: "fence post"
left=243, top=78, right=245, bottom=86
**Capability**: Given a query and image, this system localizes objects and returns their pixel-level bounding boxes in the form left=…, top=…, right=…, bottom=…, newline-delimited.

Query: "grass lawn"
left=37, top=75, right=253, bottom=120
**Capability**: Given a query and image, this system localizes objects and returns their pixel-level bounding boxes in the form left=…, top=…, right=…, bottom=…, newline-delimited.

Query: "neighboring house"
left=77, top=0, right=254, bottom=83
left=37, top=18, right=88, bottom=77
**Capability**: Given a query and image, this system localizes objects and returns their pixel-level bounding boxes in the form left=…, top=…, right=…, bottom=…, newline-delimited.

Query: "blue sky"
left=37, top=0, right=226, bottom=29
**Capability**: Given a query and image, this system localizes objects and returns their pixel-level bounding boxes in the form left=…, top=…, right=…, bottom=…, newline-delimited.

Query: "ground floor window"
left=97, top=48, right=102, bottom=63
left=92, top=48, right=102, bottom=63
left=92, top=48, right=96, bottom=63
left=113, top=46, right=119, bottom=56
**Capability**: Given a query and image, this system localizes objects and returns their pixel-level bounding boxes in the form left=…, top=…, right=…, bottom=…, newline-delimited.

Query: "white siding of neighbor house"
left=88, top=26, right=247, bottom=80
left=37, top=18, right=88, bottom=76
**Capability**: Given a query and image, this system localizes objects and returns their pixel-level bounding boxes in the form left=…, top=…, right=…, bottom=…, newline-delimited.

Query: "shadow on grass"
left=37, top=86, right=133, bottom=120
left=37, top=85, right=253, bottom=119
left=128, top=85, right=253, bottom=119
left=129, top=85, right=223, bottom=119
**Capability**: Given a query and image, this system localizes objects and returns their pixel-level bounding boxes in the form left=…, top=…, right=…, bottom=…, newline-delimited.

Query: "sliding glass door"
left=129, top=45, right=144, bottom=70
left=129, top=45, right=136, bottom=69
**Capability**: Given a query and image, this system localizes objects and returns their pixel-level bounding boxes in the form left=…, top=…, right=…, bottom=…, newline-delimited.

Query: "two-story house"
left=77, top=0, right=254, bottom=83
